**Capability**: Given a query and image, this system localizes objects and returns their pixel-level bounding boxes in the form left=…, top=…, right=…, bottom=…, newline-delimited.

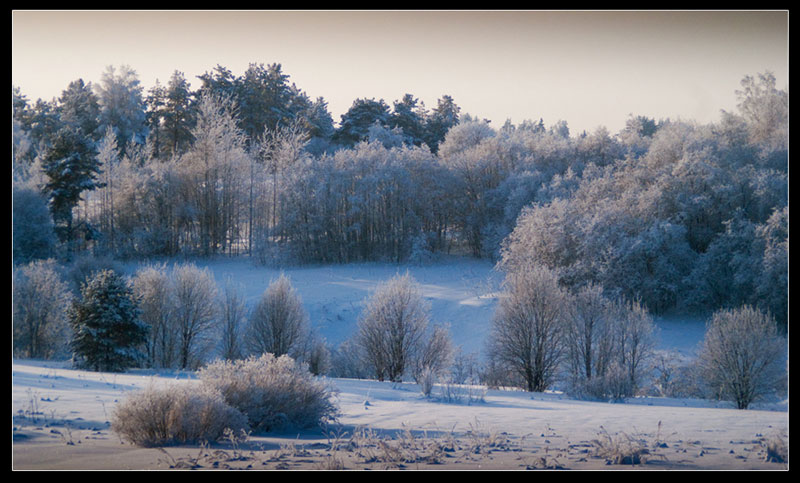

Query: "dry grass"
left=590, top=424, right=670, bottom=465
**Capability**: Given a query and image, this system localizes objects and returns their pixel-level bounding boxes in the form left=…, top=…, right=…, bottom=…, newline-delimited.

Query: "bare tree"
left=563, top=283, right=614, bottom=393
left=171, top=263, right=218, bottom=369
left=245, top=273, right=309, bottom=359
left=411, top=325, right=454, bottom=384
left=132, top=264, right=176, bottom=368
left=219, top=277, right=247, bottom=361
left=487, top=264, right=568, bottom=392
left=608, top=297, right=657, bottom=398
left=697, top=305, right=787, bottom=409
left=254, top=118, right=309, bottom=251
left=355, top=272, right=434, bottom=382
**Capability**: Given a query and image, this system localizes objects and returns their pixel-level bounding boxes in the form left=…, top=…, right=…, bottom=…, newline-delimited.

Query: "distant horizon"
left=12, top=10, right=788, bottom=135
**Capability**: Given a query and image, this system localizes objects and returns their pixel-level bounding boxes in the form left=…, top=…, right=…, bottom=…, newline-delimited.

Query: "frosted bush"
left=111, top=383, right=248, bottom=447
left=199, top=353, right=338, bottom=432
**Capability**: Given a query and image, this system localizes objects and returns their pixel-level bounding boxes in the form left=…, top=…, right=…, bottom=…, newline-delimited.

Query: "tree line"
left=13, top=66, right=788, bottom=328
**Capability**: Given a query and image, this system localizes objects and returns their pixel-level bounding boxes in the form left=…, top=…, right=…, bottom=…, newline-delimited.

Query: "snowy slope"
left=118, top=255, right=706, bottom=358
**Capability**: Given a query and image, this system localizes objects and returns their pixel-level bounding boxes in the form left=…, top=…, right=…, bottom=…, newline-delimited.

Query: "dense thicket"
left=12, top=66, right=788, bottom=328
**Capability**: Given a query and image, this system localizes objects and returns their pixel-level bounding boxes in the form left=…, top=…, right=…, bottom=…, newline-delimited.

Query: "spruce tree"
left=69, top=270, right=148, bottom=372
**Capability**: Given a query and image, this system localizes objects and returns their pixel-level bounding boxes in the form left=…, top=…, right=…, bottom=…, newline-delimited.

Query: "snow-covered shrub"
left=198, top=353, right=338, bottom=432
left=111, top=382, right=248, bottom=447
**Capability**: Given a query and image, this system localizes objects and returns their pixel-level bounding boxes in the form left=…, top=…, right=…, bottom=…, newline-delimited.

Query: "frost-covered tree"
left=253, top=117, right=309, bottom=253
left=734, top=71, right=788, bottom=153
left=131, top=264, right=176, bottom=368
left=69, top=269, right=147, bottom=372
left=563, top=284, right=614, bottom=394
left=697, top=306, right=786, bottom=409
left=219, top=277, right=247, bottom=362
left=607, top=297, right=657, bottom=398
left=754, top=207, right=788, bottom=331
left=301, top=96, right=335, bottom=153
left=94, top=65, right=148, bottom=157
left=246, top=274, right=309, bottom=359
left=13, top=259, right=72, bottom=359
left=487, top=264, right=568, bottom=392
left=355, top=273, right=441, bottom=382
left=437, top=120, right=501, bottom=257
left=178, top=91, right=250, bottom=255
left=276, top=141, right=451, bottom=264
left=93, top=127, right=120, bottom=253
left=170, top=263, right=218, bottom=370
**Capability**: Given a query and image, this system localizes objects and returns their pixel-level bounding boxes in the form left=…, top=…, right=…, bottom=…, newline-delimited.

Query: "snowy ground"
left=11, top=256, right=789, bottom=470
left=11, top=359, right=789, bottom=470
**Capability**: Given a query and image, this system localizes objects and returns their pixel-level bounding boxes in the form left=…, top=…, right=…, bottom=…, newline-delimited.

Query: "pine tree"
left=69, top=269, right=148, bottom=372
left=390, top=93, right=427, bottom=147
left=425, top=95, right=460, bottom=154
left=58, top=78, right=102, bottom=143
left=145, top=79, right=167, bottom=159
left=42, top=127, right=103, bottom=245
left=333, top=98, right=391, bottom=147
left=162, top=70, right=196, bottom=158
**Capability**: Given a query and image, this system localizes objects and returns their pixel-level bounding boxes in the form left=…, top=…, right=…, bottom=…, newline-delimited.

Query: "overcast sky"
left=11, top=10, right=788, bottom=135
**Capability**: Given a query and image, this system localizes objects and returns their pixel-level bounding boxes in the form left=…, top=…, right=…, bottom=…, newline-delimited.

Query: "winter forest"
left=12, top=61, right=788, bottom=410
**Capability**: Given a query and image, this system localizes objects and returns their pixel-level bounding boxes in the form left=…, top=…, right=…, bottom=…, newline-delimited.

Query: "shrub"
left=198, top=353, right=338, bottom=432
left=112, top=383, right=248, bottom=447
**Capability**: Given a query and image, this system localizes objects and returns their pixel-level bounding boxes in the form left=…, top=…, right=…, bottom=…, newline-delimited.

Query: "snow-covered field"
left=12, top=256, right=789, bottom=470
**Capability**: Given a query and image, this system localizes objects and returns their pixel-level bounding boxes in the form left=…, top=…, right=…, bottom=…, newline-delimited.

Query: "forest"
left=12, top=64, right=788, bottom=330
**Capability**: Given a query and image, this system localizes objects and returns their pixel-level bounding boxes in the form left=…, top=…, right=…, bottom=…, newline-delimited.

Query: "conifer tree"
left=69, top=270, right=147, bottom=372
left=42, top=127, right=103, bottom=245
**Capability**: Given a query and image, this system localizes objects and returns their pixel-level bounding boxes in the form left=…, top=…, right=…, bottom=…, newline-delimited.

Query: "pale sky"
left=11, top=10, right=789, bottom=135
